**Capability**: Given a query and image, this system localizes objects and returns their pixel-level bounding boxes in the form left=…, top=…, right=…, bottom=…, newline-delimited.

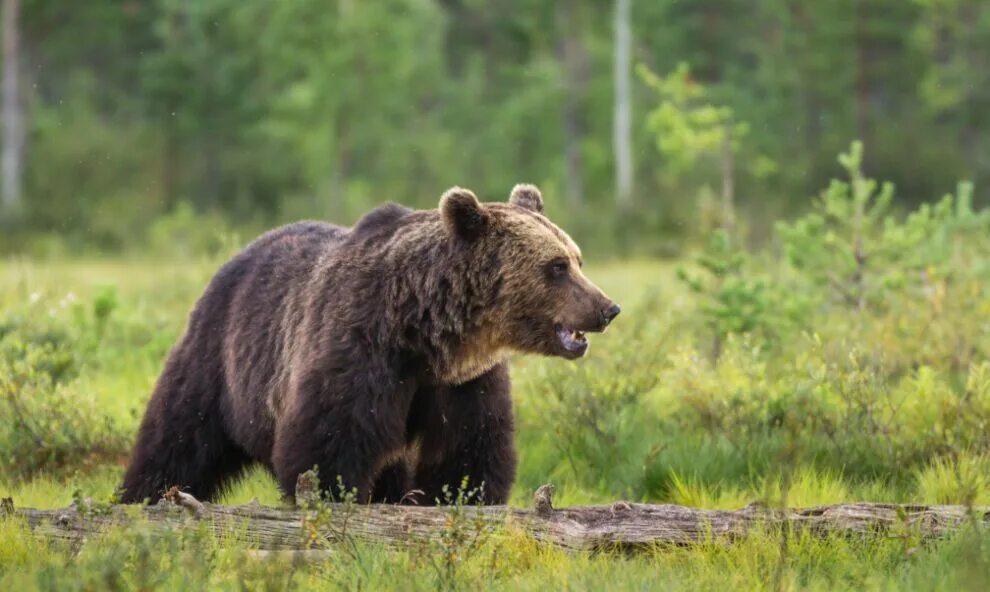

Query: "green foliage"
left=422, top=479, right=493, bottom=591
left=146, top=202, right=239, bottom=259
left=778, top=142, right=913, bottom=311
left=777, top=142, right=990, bottom=324
left=513, top=146, right=990, bottom=508
left=639, top=63, right=747, bottom=176
left=676, top=229, right=773, bottom=359
left=0, top=292, right=127, bottom=478
left=7, top=1, right=990, bottom=257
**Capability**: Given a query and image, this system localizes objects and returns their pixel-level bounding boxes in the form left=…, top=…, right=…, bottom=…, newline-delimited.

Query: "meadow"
left=2, top=154, right=990, bottom=590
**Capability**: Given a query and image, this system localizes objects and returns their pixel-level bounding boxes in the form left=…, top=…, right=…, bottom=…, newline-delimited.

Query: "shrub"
left=676, top=228, right=775, bottom=360
left=0, top=292, right=127, bottom=478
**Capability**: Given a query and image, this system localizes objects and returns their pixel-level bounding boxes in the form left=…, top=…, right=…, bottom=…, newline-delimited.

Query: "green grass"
left=1, top=257, right=989, bottom=590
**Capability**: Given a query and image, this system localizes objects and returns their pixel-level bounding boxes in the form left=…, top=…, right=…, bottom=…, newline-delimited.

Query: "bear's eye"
left=548, top=259, right=569, bottom=279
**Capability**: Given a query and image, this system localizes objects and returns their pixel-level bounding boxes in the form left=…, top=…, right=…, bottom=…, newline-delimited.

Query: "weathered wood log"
left=2, top=488, right=987, bottom=553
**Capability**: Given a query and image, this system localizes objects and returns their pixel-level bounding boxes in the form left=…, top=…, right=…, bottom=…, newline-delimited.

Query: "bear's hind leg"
left=120, top=350, right=250, bottom=504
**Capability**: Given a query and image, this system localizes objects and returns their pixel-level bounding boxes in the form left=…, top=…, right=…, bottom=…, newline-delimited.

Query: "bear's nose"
left=602, top=303, right=621, bottom=325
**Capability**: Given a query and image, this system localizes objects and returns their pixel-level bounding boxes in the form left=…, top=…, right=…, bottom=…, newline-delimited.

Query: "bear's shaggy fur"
left=120, top=185, right=618, bottom=504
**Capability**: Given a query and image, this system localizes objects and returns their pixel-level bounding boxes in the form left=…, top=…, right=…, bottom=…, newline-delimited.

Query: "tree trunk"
left=558, top=0, right=586, bottom=206
left=720, top=123, right=735, bottom=240
left=853, top=0, right=871, bottom=148
left=612, top=0, right=633, bottom=211
left=4, top=488, right=986, bottom=554
left=1, top=0, right=24, bottom=215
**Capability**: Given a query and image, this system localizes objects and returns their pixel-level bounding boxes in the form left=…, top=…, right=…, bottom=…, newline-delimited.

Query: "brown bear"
left=120, top=184, right=619, bottom=505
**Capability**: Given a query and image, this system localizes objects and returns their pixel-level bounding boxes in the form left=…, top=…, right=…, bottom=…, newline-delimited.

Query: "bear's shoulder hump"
left=352, top=203, right=414, bottom=237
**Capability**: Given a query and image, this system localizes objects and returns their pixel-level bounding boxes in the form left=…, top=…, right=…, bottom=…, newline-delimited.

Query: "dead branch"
left=163, top=486, right=205, bottom=518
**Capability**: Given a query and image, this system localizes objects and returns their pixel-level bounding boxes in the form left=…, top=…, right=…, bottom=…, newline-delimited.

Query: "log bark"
left=3, top=488, right=987, bottom=553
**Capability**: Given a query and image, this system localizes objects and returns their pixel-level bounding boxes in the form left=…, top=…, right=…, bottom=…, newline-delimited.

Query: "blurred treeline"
left=1, top=0, right=988, bottom=256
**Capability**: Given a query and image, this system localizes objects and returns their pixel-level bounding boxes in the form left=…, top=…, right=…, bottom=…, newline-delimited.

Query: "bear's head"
left=440, top=184, right=620, bottom=361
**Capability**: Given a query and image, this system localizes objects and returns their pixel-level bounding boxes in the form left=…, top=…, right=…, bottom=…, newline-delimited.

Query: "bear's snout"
left=601, top=303, right=621, bottom=327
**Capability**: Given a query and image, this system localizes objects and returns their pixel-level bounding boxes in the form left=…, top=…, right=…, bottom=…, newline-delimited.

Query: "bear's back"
left=210, top=221, right=346, bottom=445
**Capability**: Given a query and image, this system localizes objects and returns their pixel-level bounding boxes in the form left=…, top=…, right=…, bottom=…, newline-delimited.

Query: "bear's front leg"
left=272, top=368, right=416, bottom=503
left=413, top=364, right=517, bottom=505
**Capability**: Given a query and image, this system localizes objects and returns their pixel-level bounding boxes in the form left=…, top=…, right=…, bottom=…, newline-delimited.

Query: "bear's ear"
left=508, top=183, right=544, bottom=213
left=440, top=186, right=489, bottom=241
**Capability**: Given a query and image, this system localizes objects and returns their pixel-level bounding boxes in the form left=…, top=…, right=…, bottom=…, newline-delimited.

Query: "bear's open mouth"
left=555, top=324, right=589, bottom=356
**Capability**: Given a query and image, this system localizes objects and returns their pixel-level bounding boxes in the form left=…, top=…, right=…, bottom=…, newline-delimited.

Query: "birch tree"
left=1, top=0, right=23, bottom=217
left=613, top=0, right=633, bottom=210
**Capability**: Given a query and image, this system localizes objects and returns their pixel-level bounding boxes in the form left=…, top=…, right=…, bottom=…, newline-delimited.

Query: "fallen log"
left=2, top=485, right=987, bottom=553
